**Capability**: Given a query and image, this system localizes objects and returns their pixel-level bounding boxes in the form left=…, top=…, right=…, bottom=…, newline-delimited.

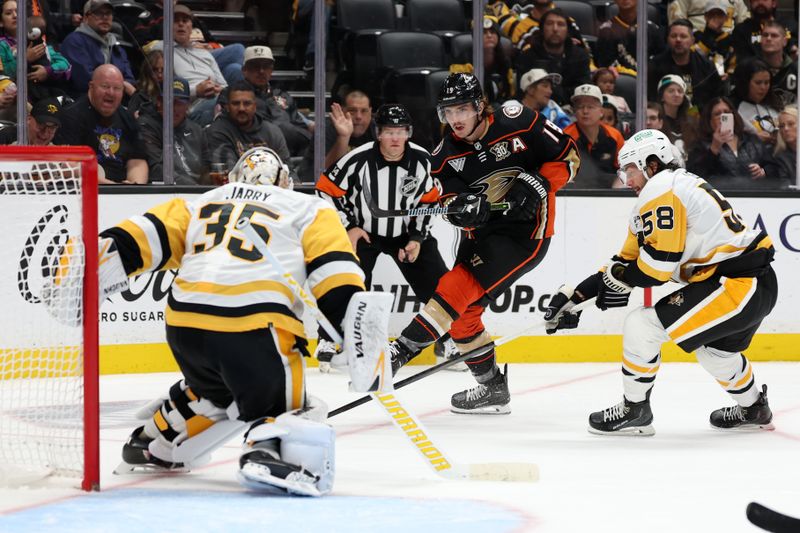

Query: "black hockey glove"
left=444, top=193, right=491, bottom=228
left=544, top=285, right=582, bottom=334
left=596, top=262, right=632, bottom=310
left=504, top=172, right=548, bottom=221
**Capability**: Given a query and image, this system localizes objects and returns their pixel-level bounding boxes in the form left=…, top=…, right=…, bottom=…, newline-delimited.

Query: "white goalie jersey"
left=102, top=183, right=365, bottom=336
left=616, top=169, right=773, bottom=284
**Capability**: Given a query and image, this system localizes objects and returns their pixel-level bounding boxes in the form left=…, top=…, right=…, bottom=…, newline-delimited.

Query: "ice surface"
left=1, top=362, right=798, bottom=532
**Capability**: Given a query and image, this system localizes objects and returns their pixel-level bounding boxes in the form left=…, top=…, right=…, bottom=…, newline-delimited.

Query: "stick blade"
left=444, top=462, right=539, bottom=482
left=747, top=502, right=800, bottom=532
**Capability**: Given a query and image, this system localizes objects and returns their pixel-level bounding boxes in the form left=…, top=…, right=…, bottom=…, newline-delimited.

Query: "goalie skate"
left=114, top=426, right=189, bottom=475
left=237, top=450, right=322, bottom=497
left=588, top=396, right=655, bottom=436
left=451, top=365, right=511, bottom=414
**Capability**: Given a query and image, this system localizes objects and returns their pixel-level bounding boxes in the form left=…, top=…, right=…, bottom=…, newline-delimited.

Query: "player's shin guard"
left=695, top=347, right=761, bottom=407
left=391, top=295, right=460, bottom=374
left=620, top=307, right=669, bottom=402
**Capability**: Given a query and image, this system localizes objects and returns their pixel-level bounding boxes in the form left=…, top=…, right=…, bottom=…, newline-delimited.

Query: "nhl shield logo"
left=668, top=292, right=684, bottom=306
left=400, top=175, right=421, bottom=196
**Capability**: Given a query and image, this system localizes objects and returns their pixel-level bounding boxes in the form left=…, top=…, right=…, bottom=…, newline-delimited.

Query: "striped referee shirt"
left=316, top=141, right=440, bottom=239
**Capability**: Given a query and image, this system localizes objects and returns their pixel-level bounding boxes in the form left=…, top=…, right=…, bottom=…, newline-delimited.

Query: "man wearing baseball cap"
left=518, top=68, right=570, bottom=129
left=217, top=45, right=313, bottom=156
left=564, top=84, right=625, bottom=188
left=138, top=77, right=209, bottom=184
left=0, top=97, right=62, bottom=146
left=692, top=0, right=734, bottom=78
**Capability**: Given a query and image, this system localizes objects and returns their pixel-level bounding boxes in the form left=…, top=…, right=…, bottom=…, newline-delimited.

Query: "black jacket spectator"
left=595, top=15, right=665, bottom=75
left=138, top=106, right=208, bottom=184
left=731, top=17, right=797, bottom=64
left=648, top=49, right=723, bottom=108
left=205, top=112, right=290, bottom=172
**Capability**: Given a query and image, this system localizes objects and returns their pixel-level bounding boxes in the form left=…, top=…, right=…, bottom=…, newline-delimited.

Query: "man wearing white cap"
left=218, top=46, right=313, bottom=156
left=518, top=68, right=570, bottom=129
left=564, top=84, right=625, bottom=188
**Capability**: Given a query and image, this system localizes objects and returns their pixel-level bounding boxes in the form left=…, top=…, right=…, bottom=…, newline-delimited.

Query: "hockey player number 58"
left=195, top=202, right=279, bottom=261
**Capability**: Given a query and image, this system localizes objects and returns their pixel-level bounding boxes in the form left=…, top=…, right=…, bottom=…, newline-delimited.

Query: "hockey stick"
left=361, top=175, right=509, bottom=218
left=235, top=217, right=537, bottom=482
left=329, top=298, right=595, bottom=417
left=747, top=502, right=800, bottom=533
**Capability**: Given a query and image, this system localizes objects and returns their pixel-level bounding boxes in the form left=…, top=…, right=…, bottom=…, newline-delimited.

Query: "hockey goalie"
left=84, top=148, right=392, bottom=496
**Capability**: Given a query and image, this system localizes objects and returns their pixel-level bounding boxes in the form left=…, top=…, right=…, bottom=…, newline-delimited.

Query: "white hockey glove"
left=340, top=291, right=394, bottom=393
left=597, top=262, right=632, bottom=310
left=543, top=285, right=582, bottom=334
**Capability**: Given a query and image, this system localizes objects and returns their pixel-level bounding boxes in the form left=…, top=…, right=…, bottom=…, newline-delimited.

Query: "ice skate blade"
left=451, top=404, right=511, bottom=415
left=237, top=463, right=321, bottom=497
left=710, top=422, right=775, bottom=432
left=587, top=424, right=655, bottom=436
left=113, top=461, right=189, bottom=475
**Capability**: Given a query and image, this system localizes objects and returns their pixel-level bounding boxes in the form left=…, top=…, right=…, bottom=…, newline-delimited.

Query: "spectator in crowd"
left=733, top=58, right=780, bottom=145
left=657, top=74, right=697, bottom=158
left=135, top=0, right=244, bottom=85
left=324, top=89, right=375, bottom=170
left=669, top=0, right=749, bottom=33
left=601, top=100, right=620, bottom=129
left=127, top=49, right=163, bottom=117
left=487, top=0, right=586, bottom=52
left=759, top=21, right=798, bottom=108
left=564, top=84, right=625, bottom=188
left=646, top=101, right=665, bottom=130
left=54, top=64, right=148, bottom=184
left=205, top=80, right=290, bottom=173
left=687, top=96, right=783, bottom=190
left=0, top=1, right=72, bottom=101
left=217, top=46, right=313, bottom=157
left=0, top=75, right=16, bottom=121
left=649, top=20, right=723, bottom=108
left=481, top=16, right=514, bottom=106
left=518, top=68, right=571, bottom=129
left=60, top=0, right=136, bottom=99
left=693, top=0, right=735, bottom=80
left=150, top=4, right=227, bottom=126
left=731, top=0, right=797, bottom=63
left=774, top=104, right=797, bottom=183
left=593, top=68, right=632, bottom=114
left=514, top=8, right=591, bottom=105
left=595, top=0, right=665, bottom=75
left=0, top=96, right=61, bottom=145
left=138, top=77, right=208, bottom=185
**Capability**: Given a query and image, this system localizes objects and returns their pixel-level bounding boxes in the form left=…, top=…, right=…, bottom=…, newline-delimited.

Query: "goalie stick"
left=361, top=174, right=509, bottom=218
left=236, top=217, right=537, bottom=482
left=747, top=502, right=800, bottom=533
left=329, top=298, right=595, bottom=417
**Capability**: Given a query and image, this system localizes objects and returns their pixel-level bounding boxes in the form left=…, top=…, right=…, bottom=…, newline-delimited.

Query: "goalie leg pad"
left=621, top=307, right=670, bottom=402
left=139, top=380, right=240, bottom=467
left=238, top=405, right=335, bottom=496
left=341, top=291, right=394, bottom=392
left=696, top=347, right=760, bottom=406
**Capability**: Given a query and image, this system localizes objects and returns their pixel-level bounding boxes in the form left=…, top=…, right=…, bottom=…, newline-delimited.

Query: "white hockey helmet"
left=228, top=147, right=291, bottom=188
left=617, top=129, right=678, bottom=177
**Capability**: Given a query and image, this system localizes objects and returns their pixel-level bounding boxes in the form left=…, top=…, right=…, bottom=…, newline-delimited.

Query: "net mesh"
left=0, top=160, right=85, bottom=481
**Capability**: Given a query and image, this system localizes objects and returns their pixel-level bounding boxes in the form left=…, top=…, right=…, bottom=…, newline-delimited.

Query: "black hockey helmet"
left=436, top=73, right=484, bottom=123
left=375, top=103, right=413, bottom=138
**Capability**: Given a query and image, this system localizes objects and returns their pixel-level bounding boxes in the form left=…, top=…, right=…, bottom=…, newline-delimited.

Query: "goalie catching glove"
left=504, top=172, right=548, bottom=221
left=443, top=192, right=491, bottom=228
left=544, top=285, right=583, bottom=334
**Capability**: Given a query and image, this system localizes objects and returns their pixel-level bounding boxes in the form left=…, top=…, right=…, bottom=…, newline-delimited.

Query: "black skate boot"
left=450, top=365, right=511, bottom=414
left=389, top=340, right=416, bottom=376
left=710, top=385, right=774, bottom=431
left=589, top=394, right=655, bottom=436
left=115, top=426, right=186, bottom=474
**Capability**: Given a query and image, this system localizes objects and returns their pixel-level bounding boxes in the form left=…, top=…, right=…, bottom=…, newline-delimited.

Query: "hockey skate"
left=710, top=385, right=774, bottom=431
left=434, top=337, right=468, bottom=372
left=588, top=395, right=655, bottom=436
left=314, top=339, right=340, bottom=373
left=389, top=340, right=416, bottom=376
left=237, top=448, right=322, bottom=497
left=114, top=426, right=188, bottom=474
left=451, top=365, right=511, bottom=414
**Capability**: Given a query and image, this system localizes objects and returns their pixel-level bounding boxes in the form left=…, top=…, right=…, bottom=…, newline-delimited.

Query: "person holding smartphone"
left=686, top=96, right=786, bottom=190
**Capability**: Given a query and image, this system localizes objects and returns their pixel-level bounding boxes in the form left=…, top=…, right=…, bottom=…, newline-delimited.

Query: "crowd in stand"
left=0, top=0, right=796, bottom=190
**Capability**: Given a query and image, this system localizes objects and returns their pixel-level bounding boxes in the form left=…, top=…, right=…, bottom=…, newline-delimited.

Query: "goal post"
left=0, top=146, right=99, bottom=491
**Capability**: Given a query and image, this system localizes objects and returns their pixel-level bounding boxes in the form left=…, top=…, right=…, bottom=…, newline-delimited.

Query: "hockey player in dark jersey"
left=389, top=72, right=581, bottom=414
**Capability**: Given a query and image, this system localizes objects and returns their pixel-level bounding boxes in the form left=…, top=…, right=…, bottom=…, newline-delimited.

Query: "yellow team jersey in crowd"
left=110, top=183, right=365, bottom=336
left=616, top=169, right=772, bottom=284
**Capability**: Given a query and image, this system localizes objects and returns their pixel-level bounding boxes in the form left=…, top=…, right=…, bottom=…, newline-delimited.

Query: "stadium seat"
left=376, top=31, right=447, bottom=72
left=554, top=0, right=598, bottom=37
left=406, top=0, right=467, bottom=35
left=614, top=73, right=637, bottom=111
left=449, top=33, right=473, bottom=64
left=606, top=3, right=660, bottom=24
left=393, top=68, right=452, bottom=150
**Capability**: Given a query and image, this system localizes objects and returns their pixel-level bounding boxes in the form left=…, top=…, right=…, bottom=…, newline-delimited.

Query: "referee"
left=315, top=103, right=463, bottom=369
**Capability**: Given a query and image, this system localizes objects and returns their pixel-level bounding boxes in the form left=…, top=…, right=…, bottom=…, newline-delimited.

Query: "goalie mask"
left=228, top=147, right=292, bottom=189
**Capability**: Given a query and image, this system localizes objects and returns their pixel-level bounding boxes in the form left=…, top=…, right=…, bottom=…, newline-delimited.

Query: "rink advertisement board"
left=94, top=192, right=800, bottom=373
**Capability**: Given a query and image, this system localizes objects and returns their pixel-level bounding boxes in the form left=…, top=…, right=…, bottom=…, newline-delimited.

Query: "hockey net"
left=0, top=147, right=98, bottom=491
